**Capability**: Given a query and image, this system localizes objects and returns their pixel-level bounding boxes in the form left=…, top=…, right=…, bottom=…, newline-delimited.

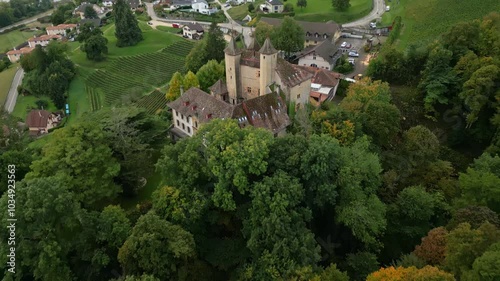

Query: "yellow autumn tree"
left=166, top=71, right=183, bottom=101
left=322, top=120, right=355, bottom=145
left=367, top=266, right=455, bottom=281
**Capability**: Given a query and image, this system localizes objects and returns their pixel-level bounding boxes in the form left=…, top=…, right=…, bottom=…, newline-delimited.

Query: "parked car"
left=348, top=58, right=355, bottom=65
left=369, top=22, right=376, bottom=29
left=340, top=41, right=351, bottom=48
left=148, top=21, right=153, bottom=25
left=172, top=23, right=180, bottom=28
left=224, top=3, right=230, bottom=7
left=386, top=5, right=390, bottom=11
left=348, top=51, right=359, bottom=57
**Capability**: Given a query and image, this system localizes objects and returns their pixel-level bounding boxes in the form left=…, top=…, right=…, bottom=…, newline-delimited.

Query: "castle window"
left=247, top=87, right=252, bottom=93
left=182, top=123, right=185, bottom=130
left=187, top=127, right=191, bottom=134
left=314, top=41, right=317, bottom=44
left=257, top=70, right=260, bottom=77
left=297, top=94, right=301, bottom=99
left=313, top=56, right=316, bottom=60
left=263, top=56, right=265, bottom=59
left=176, top=111, right=179, bottom=117
left=195, top=121, right=198, bottom=128
left=176, top=120, right=180, bottom=126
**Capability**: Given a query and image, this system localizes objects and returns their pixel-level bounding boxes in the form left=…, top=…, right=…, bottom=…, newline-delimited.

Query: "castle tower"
left=259, top=37, right=278, bottom=96
left=224, top=37, right=242, bottom=105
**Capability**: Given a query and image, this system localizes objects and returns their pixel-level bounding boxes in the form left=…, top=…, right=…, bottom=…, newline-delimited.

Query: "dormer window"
left=206, top=114, right=212, bottom=119
left=323, top=34, right=327, bottom=39
left=315, top=33, right=319, bottom=38
left=192, top=105, right=197, bottom=110
left=183, top=101, right=190, bottom=106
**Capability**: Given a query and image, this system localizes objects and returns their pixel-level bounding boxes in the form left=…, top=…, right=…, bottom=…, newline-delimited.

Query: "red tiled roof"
left=46, top=24, right=77, bottom=30
left=7, top=47, right=34, bottom=55
left=301, top=66, right=341, bottom=87
left=26, top=110, right=50, bottom=128
left=28, top=34, right=62, bottom=42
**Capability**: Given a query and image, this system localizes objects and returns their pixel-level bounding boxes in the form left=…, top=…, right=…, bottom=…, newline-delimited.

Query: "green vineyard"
left=135, top=90, right=169, bottom=114
left=84, top=40, right=194, bottom=107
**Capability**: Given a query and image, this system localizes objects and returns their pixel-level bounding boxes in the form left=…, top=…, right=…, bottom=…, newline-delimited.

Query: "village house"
left=297, top=40, right=338, bottom=70
left=182, top=23, right=204, bottom=39
left=103, top=0, right=114, bottom=7
left=261, top=0, right=283, bottom=13
left=46, top=23, right=78, bottom=36
left=74, top=3, right=104, bottom=19
left=304, top=67, right=342, bottom=105
left=260, top=18, right=342, bottom=47
left=27, top=34, right=62, bottom=48
left=25, top=110, right=62, bottom=136
left=168, top=37, right=313, bottom=139
left=6, top=47, right=34, bottom=63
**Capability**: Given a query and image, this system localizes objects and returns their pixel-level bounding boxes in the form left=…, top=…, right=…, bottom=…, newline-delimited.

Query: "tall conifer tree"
left=113, top=0, right=143, bottom=47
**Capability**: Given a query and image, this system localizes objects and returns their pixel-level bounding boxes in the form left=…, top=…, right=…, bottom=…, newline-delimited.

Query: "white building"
left=297, top=40, right=338, bottom=70
left=183, top=23, right=204, bottom=40
left=27, top=34, right=62, bottom=48
left=6, top=47, right=34, bottom=63
left=46, top=23, right=78, bottom=36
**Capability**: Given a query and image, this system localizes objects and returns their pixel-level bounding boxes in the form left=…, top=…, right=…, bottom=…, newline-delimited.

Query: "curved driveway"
left=342, top=0, right=386, bottom=28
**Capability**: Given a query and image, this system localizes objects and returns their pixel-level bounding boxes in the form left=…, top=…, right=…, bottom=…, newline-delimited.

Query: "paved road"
left=4, top=68, right=24, bottom=113
left=342, top=0, right=386, bottom=28
left=0, top=9, right=54, bottom=33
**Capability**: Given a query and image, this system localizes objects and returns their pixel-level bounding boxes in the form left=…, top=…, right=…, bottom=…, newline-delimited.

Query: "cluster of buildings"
left=6, top=23, right=78, bottom=63
left=168, top=35, right=342, bottom=139
left=165, top=0, right=218, bottom=15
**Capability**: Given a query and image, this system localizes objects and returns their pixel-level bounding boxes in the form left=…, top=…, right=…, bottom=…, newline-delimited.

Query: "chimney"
left=180, top=85, right=184, bottom=95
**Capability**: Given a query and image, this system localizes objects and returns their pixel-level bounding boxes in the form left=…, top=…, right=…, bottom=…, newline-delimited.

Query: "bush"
left=386, top=16, right=402, bottom=45
left=248, top=3, right=255, bottom=12
left=284, top=3, right=294, bottom=12
left=334, top=55, right=354, bottom=74
left=35, top=99, right=49, bottom=109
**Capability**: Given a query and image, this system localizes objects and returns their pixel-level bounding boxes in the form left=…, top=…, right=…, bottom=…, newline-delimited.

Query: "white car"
left=340, top=41, right=351, bottom=48
left=370, top=22, right=376, bottom=29
left=386, top=5, right=390, bottom=11
left=348, top=51, right=359, bottom=57
left=348, top=58, right=355, bottom=65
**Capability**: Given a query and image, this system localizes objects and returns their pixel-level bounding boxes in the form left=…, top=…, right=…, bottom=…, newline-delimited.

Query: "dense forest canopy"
left=0, top=11, right=499, bottom=281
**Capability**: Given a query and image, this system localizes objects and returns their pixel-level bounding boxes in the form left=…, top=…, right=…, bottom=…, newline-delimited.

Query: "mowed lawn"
left=381, top=0, right=500, bottom=49
left=11, top=95, right=56, bottom=120
left=0, top=65, right=19, bottom=107
left=292, top=0, right=373, bottom=23
left=0, top=30, right=39, bottom=52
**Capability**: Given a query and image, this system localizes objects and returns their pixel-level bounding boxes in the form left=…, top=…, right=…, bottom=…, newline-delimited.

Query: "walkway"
left=342, top=0, right=386, bottom=28
left=4, top=67, right=24, bottom=113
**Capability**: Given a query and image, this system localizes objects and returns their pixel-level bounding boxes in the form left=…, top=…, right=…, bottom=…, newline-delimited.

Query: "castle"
left=168, top=37, right=313, bottom=139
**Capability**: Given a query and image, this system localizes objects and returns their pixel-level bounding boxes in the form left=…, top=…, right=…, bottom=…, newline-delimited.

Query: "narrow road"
left=4, top=68, right=24, bottom=113
left=342, top=0, right=386, bottom=28
left=0, top=9, right=54, bottom=33
left=145, top=2, right=252, bottom=46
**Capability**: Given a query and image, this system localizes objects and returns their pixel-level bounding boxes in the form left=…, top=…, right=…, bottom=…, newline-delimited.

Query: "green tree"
left=457, top=153, right=500, bottom=213
left=196, top=59, right=225, bottom=91
left=254, top=21, right=274, bottom=46
left=297, top=0, right=307, bottom=9
left=346, top=251, right=379, bottom=281
left=166, top=71, right=183, bottom=101
left=196, top=119, right=274, bottom=210
left=26, top=122, right=121, bottom=207
left=82, top=33, right=108, bottom=61
left=418, top=44, right=459, bottom=114
left=205, top=22, right=226, bottom=62
left=243, top=171, right=321, bottom=277
left=466, top=242, right=500, bottom=281
left=403, top=125, right=440, bottom=168
left=113, top=0, right=143, bottom=47
left=185, top=39, right=207, bottom=73
left=183, top=70, right=199, bottom=91
left=362, top=101, right=401, bottom=147
left=332, top=0, right=350, bottom=11
left=248, top=2, right=255, bottom=12
left=273, top=16, right=304, bottom=59
left=77, top=23, right=103, bottom=42
left=118, top=211, right=196, bottom=279
left=0, top=177, right=81, bottom=281
left=317, top=264, right=350, bottom=281
left=445, top=222, right=500, bottom=279
left=123, top=275, right=161, bottom=281
left=84, top=5, right=98, bottom=19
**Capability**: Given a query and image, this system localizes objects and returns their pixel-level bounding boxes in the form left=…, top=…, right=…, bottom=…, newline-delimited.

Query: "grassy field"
left=230, top=0, right=372, bottom=23
left=11, top=95, right=56, bottom=119
left=0, top=65, right=19, bottom=107
left=156, top=25, right=182, bottom=34
left=381, top=0, right=500, bottom=49
left=292, top=0, right=372, bottom=23
left=0, top=30, right=39, bottom=53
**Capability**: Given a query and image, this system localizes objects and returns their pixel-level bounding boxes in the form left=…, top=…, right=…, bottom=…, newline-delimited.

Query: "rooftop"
left=28, top=34, right=62, bottom=42
left=46, top=23, right=78, bottom=30
left=209, top=79, right=228, bottom=95
left=7, top=47, right=34, bottom=55
left=260, top=18, right=340, bottom=41
left=26, top=110, right=50, bottom=128
left=184, top=23, right=204, bottom=32
left=276, top=57, right=314, bottom=87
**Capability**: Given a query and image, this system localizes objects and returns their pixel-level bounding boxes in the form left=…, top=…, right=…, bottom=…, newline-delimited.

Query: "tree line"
left=0, top=0, right=53, bottom=28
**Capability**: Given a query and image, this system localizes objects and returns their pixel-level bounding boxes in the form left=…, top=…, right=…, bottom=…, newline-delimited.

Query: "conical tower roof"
left=224, top=36, right=242, bottom=56
left=259, top=37, right=277, bottom=55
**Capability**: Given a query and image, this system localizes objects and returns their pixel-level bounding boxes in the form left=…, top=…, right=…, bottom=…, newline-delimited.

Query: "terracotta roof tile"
left=7, top=47, right=34, bottom=55
left=26, top=110, right=50, bottom=128
left=28, top=34, right=62, bottom=42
